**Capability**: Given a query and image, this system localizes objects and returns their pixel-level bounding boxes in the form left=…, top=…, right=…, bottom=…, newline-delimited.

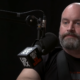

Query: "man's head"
left=59, top=2, right=80, bottom=50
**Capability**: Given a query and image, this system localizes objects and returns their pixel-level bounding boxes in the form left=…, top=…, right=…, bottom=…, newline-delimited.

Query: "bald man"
left=16, top=2, right=80, bottom=80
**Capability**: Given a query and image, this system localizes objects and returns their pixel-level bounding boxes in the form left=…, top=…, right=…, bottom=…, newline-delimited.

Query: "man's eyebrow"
left=61, top=18, right=80, bottom=21
left=74, top=19, right=80, bottom=21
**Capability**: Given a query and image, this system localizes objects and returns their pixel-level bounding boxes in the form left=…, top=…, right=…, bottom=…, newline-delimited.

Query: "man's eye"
left=63, top=22, right=68, bottom=24
left=76, top=22, right=80, bottom=25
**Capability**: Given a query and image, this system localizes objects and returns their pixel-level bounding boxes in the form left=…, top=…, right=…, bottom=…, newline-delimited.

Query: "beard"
left=59, top=32, right=80, bottom=50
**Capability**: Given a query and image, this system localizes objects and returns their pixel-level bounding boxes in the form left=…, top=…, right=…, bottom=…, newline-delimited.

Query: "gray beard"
left=59, top=35, right=80, bottom=50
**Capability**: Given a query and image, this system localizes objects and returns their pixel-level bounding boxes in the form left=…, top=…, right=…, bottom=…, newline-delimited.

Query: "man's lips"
left=64, top=35, right=77, bottom=38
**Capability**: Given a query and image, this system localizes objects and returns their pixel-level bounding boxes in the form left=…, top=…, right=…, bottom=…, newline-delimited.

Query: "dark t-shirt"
left=34, top=47, right=80, bottom=80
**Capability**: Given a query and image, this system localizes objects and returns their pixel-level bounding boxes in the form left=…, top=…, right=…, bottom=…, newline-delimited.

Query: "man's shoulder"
left=41, top=46, right=63, bottom=66
left=34, top=46, right=63, bottom=80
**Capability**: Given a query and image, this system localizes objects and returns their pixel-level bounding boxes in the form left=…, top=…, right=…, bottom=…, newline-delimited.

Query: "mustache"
left=61, top=32, right=79, bottom=39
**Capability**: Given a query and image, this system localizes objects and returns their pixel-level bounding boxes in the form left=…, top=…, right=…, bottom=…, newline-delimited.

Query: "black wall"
left=0, top=0, right=80, bottom=80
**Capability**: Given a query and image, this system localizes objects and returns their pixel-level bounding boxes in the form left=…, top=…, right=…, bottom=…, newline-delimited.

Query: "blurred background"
left=0, top=0, right=80, bottom=80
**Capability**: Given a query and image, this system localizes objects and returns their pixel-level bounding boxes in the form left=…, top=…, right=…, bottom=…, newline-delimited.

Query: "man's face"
left=59, top=5, right=80, bottom=50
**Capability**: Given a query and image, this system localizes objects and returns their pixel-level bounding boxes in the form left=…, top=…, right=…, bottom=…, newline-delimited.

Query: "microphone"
left=17, top=32, right=58, bottom=68
left=41, top=15, right=46, bottom=38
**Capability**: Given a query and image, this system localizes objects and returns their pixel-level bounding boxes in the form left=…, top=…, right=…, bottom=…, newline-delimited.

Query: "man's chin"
left=61, top=40, right=79, bottom=50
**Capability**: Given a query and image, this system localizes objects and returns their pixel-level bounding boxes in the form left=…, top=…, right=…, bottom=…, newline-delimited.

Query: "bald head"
left=62, top=2, right=80, bottom=18
left=64, top=2, right=80, bottom=9
left=60, top=2, right=80, bottom=24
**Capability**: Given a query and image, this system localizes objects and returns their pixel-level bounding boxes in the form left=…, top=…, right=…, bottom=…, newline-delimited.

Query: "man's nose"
left=67, top=22, right=75, bottom=32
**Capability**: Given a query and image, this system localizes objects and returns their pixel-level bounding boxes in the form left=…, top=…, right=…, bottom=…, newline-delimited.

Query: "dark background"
left=0, top=0, right=80, bottom=80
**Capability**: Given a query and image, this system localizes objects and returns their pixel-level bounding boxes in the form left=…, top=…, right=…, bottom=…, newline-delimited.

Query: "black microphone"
left=17, top=32, right=58, bottom=68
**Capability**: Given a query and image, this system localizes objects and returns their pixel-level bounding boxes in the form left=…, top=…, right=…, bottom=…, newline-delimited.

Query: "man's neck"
left=63, top=48, right=80, bottom=58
